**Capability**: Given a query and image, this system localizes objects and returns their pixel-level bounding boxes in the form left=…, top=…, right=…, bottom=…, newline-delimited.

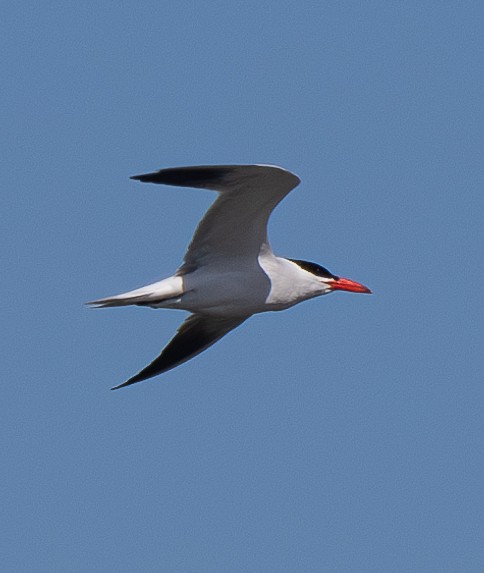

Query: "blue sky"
left=2, top=2, right=484, bottom=571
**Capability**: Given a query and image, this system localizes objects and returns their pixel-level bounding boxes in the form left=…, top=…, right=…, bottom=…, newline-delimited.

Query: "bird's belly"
left=178, top=269, right=272, bottom=316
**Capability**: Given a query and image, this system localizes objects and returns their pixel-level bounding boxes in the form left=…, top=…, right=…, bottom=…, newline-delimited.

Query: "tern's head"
left=289, top=259, right=372, bottom=295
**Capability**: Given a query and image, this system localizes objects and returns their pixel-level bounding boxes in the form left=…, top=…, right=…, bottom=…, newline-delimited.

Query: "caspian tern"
left=88, top=165, right=371, bottom=389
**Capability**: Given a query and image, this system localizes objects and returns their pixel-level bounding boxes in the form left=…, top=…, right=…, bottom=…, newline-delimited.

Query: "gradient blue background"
left=3, top=2, right=483, bottom=571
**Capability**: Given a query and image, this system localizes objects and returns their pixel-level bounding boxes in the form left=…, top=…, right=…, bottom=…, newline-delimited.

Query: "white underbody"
left=97, top=252, right=330, bottom=317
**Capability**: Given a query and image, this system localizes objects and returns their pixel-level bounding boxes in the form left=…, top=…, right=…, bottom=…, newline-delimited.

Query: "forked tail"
left=86, top=275, right=184, bottom=308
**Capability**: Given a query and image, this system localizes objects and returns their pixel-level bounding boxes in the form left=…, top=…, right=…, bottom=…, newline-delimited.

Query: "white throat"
left=258, top=255, right=331, bottom=311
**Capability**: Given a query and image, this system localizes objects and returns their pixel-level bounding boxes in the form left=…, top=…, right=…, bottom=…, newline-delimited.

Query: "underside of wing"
left=131, top=164, right=301, bottom=267
left=112, top=314, right=248, bottom=389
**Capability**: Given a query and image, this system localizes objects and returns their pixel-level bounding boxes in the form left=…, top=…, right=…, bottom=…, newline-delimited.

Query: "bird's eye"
left=289, top=259, right=338, bottom=279
left=317, top=266, right=336, bottom=279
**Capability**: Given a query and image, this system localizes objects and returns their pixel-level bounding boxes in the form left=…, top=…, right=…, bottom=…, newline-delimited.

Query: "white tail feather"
left=86, top=275, right=184, bottom=308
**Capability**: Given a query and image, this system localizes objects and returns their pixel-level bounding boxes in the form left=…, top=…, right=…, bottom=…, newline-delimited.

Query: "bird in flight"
left=88, top=164, right=371, bottom=389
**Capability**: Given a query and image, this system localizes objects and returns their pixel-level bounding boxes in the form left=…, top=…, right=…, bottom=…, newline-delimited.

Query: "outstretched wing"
left=131, top=164, right=300, bottom=269
left=112, top=314, right=248, bottom=389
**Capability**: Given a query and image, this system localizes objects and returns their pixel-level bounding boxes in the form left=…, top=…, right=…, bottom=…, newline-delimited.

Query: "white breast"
left=258, top=256, right=327, bottom=310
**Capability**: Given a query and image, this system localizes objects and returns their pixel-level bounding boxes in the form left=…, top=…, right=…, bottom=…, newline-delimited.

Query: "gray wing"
left=131, top=164, right=300, bottom=269
left=112, top=314, right=248, bottom=389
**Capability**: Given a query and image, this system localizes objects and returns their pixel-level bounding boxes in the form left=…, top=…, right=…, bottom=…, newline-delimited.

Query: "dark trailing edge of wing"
left=111, top=314, right=247, bottom=390
left=130, top=165, right=234, bottom=188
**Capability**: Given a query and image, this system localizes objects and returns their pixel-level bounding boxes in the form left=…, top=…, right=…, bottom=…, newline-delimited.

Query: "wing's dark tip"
left=111, top=374, right=144, bottom=391
left=110, top=314, right=247, bottom=390
left=129, top=166, right=233, bottom=188
left=130, top=173, right=155, bottom=182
